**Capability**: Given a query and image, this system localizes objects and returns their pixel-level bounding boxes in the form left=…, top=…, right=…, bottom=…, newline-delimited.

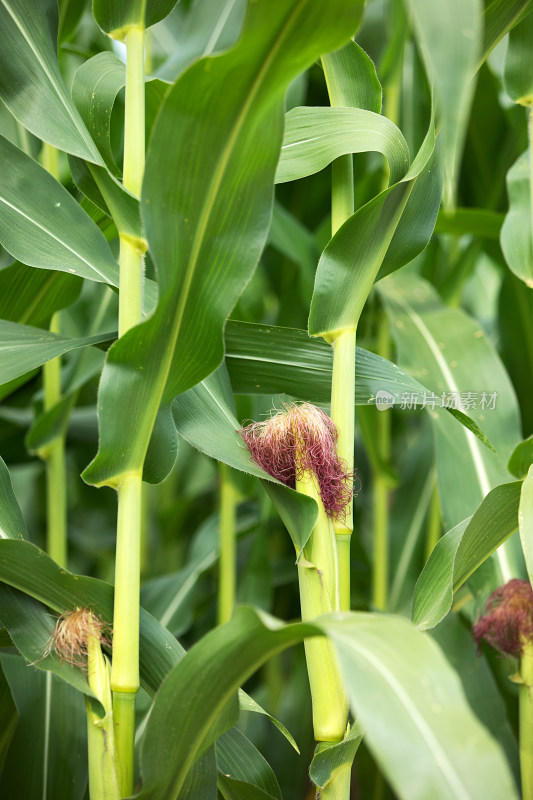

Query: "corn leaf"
left=0, top=0, right=103, bottom=162
left=412, top=481, right=522, bottom=629
left=83, top=0, right=363, bottom=489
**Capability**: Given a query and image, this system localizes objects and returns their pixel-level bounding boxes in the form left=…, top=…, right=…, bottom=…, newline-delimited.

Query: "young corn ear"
left=240, top=404, right=351, bottom=742
left=50, top=609, right=120, bottom=799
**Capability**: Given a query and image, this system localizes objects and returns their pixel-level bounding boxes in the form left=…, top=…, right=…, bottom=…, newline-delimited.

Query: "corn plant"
left=0, top=0, right=533, bottom=798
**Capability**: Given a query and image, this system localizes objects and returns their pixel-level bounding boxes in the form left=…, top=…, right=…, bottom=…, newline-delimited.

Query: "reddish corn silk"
left=473, top=579, right=533, bottom=658
left=238, top=402, right=354, bottom=521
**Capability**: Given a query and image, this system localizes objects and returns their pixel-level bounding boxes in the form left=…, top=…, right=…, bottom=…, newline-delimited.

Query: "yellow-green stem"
left=43, top=315, right=67, bottom=568
left=330, top=330, right=356, bottom=611
left=41, top=143, right=68, bottom=569
left=118, top=237, right=143, bottom=338
left=111, top=26, right=146, bottom=796
left=425, top=482, right=441, bottom=562
left=372, top=314, right=391, bottom=611
left=329, top=147, right=356, bottom=620
left=218, top=463, right=239, bottom=625
left=123, top=27, right=145, bottom=199
left=296, top=464, right=347, bottom=742
left=111, top=473, right=141, bottom=796
left=520, top=641, right=533, bottom=800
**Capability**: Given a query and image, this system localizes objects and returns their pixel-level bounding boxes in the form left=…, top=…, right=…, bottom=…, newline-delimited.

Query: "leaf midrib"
left=134, top=1, right=308, bottom=475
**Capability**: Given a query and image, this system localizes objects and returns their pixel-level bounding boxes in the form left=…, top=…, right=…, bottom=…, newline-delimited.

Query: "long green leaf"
left=0, top=0, right=103, bottom=162
left=275, top=106, right=409, bottom=185
left=0, top=540, right=183, bottom=697
left=83, top=0, right=362, bottom=488
left=0, top=137, right=120, bottom=285
left=216, top=727, right=281, bottom=800
left=224, top=320, right=429, bottom=404
left=321, top=40, right=382, bottom=111
left=0, top=320, right=114, bottom=386
left=0, top=655, right=87, bottom=799
left=412, top=481, right=522, bottom=630
left=378, top=272, right=522, bottom=534
left=308, top=121, right=438, bottom=338
left=405, top=0, right=482, bottom=205
left=136, top=605, right=517, bottom=800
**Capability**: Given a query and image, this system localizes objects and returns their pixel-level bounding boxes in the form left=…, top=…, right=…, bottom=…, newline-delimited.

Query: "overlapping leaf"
left=83, top=0, right=362, bottom=489
left=0, top=320, right=113, bottom=386
left=0, top=137, right=119, bottom=285
left=275, top=107, right=409, bottom=185
left=404, top=0, right=481, bottom=205
left=0, top=0, right=103, bottom=162
left=378, top=272, right=522, bottom=528
left=308, top=121, right=439, bottom=339
left=412, top=481, right=522, bottom=630
left=136, top=605, right=517, bottom=800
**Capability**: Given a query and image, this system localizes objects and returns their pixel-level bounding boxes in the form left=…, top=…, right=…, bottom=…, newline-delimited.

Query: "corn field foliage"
left=0, top=0, right=533, bottom=798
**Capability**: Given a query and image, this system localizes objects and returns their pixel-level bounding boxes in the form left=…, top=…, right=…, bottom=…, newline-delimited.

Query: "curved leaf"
left=508, top=435, right=533, bottom=479
left=501, top=149, right=533, bottom=287
left=308, top=121, right=438, bottom=338
left=405, top=0, right=482, bottom=205
left=224, top=320, right=430, bottom=405
left=309, top=723, right=363, bottom=793
left=378, top=272, right=522, bottom=529
left=0, top=137, right=120, bottom=285
left=276, top=107, right=409, bottom=185
left=412, top=481, right=522, bottom=630
left=321, top=40, right=381, bottom=112
left=136, top=605, right=517, bottom=800
left=0, top=0, right=103, bottom=162
left=0, top=320, right=114, bottom=386
left=0, top=539, right=183, bottom=697
left=83, top=0, right=361, bottom=488
left=216, top=727, right=281, bottom=800
left=93, top=0, right=179, bottom=37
